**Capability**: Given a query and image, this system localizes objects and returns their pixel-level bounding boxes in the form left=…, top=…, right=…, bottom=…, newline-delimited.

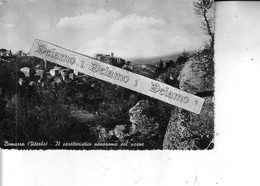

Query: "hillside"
left=0, top=47, right=213, bottom=150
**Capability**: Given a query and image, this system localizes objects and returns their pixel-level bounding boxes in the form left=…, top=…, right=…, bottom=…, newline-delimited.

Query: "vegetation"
left=0, top=50, right=185, bottom=149
left=193, top=0, right=215, bottom=49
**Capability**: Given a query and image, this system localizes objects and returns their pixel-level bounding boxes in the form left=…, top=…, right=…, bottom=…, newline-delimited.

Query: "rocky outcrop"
left=98, top=124, right=134, bottom=142
left=178, top=49, right=214, bottom=94
left=163, top=97, right=214, bottom=150
left=129, top=100, right=159, bottom=138
left=98, top=100, right=162, bottom=147
left=163, top=49, right=214, bottom=150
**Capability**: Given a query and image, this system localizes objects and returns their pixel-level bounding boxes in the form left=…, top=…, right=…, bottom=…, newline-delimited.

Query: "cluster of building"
left=92, top=52, right=158, bottom=77
left=93, top=52, right=124, bottom=67
left=13, top=52, right=133, bottom=91
left=1, top=49, right=159, bottom=94
left=93, top=52, right=135, bottom=70
left=19, top=61, right=81, bottom=88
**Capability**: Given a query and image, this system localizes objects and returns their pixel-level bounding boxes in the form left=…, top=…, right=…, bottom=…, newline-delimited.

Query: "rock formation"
left=163, top=49, right=214, bottom=150
left=98, top=100, right=163, bottom=148
left=129, top=100, right=159, bottom=138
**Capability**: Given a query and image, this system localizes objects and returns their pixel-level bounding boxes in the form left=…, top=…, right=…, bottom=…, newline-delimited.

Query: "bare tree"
left=193, top=0, right=215, bottom=49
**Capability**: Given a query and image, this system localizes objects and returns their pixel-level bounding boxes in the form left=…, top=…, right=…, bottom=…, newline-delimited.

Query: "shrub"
left=0, top=92, right=75, bottom=147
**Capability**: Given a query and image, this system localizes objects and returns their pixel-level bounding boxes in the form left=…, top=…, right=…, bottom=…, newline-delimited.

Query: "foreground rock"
left=163, top=97, right=214, bottom=150
left=129, top=100, right=159, bottom=138
left=98, top=99, right=168, bottom=149
left=98, top=124, right=133, bottom=142
left=178, top=49, right=214, bottom=94
left=163, top=49, right=214, bottom=150
left=98, top=100, right=159, bottom=140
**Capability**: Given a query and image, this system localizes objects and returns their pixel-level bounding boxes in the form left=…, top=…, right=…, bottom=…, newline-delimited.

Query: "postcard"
left=0, top=0, right=214, bottom=150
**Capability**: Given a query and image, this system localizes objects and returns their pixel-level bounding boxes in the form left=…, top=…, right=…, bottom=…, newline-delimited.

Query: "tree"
left=175, top=51, right=190, bottom=66
left=157, top=59, right=164, bottom=75
left=193, top=0, right=215, bottom=49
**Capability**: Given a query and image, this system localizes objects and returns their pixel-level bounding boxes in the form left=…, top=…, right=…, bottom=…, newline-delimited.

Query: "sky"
left=0, top=0, right=209, bottom=59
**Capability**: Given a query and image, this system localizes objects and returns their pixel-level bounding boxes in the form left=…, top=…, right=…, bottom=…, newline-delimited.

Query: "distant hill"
left=126, top=55, right=175, bottom=65
left=127, top=51, right=193, bottom=65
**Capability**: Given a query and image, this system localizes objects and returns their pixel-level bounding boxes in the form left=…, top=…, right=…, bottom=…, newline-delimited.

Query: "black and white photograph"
left=0, top=0, right=214, bottom=150
left=2, top=1, right=260, bottom=185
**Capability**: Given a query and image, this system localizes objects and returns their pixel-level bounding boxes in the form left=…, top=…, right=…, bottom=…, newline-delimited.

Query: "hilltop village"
left=0, top=50, right=160, bottom=93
